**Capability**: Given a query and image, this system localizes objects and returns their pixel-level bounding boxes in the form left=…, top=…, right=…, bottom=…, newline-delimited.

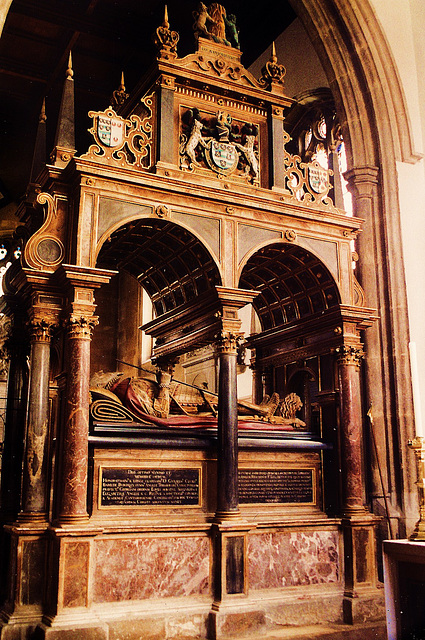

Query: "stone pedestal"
left=383, top=539, right=425, bottom=640
left=337, top=342, right=385, bottom=624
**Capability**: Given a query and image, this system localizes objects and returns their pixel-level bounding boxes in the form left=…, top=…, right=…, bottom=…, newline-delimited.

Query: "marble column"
left=215, top=330, right=240, bottom=519
left=58, top=314, right=97, bottom=525
left=20, top=318, right=56, bottom=521
left=337, top=344, right=367, bottom=515
left=0, top=310, right=29, bottom=524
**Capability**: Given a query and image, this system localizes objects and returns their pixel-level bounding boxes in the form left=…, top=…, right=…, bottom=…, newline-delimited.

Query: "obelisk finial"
left=163, top=5, right=169, bottom=28
left=66, top=51, right=74, bottom=79
left=50, top=52, right=76, bottom=166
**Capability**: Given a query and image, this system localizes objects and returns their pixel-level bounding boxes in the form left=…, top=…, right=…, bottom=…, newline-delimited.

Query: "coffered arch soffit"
left=238, top=241, right=341, bottom=332
left=95, top=218, right=223, bottom=318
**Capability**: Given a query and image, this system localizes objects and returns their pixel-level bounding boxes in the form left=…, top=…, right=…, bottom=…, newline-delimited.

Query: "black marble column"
left=216, top=334, right=239, bottom=518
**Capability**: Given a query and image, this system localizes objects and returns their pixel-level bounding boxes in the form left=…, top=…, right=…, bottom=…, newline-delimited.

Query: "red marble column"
left=20, top=318, right=55, bottom=520
left=337, top=344, right=367, bottom=515
left=58, top=315, right=97, bottom=524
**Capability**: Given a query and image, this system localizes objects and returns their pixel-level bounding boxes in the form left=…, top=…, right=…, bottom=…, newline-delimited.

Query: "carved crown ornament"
left=80, top=97, right=153, bottom=170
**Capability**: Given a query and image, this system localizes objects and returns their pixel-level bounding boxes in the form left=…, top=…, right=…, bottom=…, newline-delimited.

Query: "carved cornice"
left=65, top=314, right=98, bottom=340
left=335, top=344, right=365, bottom=367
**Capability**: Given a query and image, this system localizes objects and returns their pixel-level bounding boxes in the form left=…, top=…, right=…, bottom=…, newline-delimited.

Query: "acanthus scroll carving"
left=214, top=330, right=243, bottom=354
left=65, top=315, right=99, bottom=340
left=28, top=318, right=56, bottom=344
left=335, top=344, right=365, bottom=367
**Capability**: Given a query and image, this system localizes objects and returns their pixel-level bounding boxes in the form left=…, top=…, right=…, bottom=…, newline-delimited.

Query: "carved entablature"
left=80, top=98, right=153, bottom=169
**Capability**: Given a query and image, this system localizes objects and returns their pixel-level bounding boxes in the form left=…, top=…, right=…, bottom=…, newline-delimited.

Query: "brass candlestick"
left=408, top=437, right=425, bottom=541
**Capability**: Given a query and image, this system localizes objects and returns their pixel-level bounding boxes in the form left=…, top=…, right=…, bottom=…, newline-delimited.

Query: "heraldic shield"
left=206, top=140, right=239, bottom=175
left=97, top=114, right=124, bottom=148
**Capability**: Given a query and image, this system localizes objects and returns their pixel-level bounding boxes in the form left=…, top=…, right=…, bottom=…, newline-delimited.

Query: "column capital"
left=64, top=313, right=99, bottom=340
left=343, top=165, right=379, bottom=199
left=214, top=329, right=243, bottom=355
left=335, top=344, right=365, bottom=368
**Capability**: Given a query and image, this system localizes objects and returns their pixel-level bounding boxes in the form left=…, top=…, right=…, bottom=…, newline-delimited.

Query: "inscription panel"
left=239, top=469, right=314, bottom=504
left=100, top=467, right=200, bottom=507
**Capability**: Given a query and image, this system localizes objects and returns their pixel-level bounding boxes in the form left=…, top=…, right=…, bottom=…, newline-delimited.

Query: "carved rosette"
left=65, top=315, right=99, bottom=340
left=215, top=330, right=243, bottom=355
left=335, top=344, right=365, bottom=368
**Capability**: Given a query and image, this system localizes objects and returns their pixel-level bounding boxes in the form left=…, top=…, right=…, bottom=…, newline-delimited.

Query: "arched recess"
left=289, top=0, right=418, bottom=533
left=238, top=242, right=341, bottom=332
left=96, top=218, right=222, bottom=318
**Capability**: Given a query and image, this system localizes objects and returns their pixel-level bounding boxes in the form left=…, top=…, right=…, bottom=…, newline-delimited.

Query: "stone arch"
left=95, top=217, right=222, bottom=317
left=238, top=241, right=341, bottom=332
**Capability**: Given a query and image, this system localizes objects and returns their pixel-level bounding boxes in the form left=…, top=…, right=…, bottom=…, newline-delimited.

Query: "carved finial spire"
left=28, top=97, right=47, bottom=190
left=39, top=97, right=47, bottom=124
left=110, top=71, right=129, bottom=109
left=259, top=42, right=286, bottom=94
left=66, top=51, right=74, bottom=79
left=153, top=5, right=179, bottom=60
left=163, top=4, right=169, bottom=29
left=50, top=52, right=76, bottom=167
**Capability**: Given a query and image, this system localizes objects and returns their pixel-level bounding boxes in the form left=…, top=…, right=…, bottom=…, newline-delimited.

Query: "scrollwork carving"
left=81, top=98, right=153, bottom=170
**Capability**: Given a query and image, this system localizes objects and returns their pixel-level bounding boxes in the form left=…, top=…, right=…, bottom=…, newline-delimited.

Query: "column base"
left=34, top=615, right=108, bottom=640
left=343, top=587, right=386, bottom=625
left=208, top=602, right=266, bottom=640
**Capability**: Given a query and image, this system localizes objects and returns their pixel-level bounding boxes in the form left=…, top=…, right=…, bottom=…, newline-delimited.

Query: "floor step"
left=221, top=621, right=387, bottom=640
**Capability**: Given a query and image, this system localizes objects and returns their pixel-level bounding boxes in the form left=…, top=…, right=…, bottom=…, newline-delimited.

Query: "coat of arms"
left=206, top=140, right=239, bottom=174
left=179, top=108, right=259, bottom=182
left=308, top=161, right=329, bottom=194
left=97, top=114, right=124, bottom=148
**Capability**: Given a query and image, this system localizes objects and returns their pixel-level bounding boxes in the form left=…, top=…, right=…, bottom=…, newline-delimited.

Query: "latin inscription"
left=100, top=468, right=200, bottom=507
left=239, top=469, right=314, bottom=504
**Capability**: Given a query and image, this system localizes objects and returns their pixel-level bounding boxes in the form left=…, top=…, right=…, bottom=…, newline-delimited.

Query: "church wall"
left=368, top=0, right=425, bottom=436
left=248, top=18, right=329, bottom=98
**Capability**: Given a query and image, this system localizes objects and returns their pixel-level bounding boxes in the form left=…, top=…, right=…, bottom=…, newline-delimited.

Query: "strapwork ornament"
left=81, top=100, right=153, bottom=169
left=153, top=6, right=179, bottom=60
left=259, top=42, right=286, bottom=92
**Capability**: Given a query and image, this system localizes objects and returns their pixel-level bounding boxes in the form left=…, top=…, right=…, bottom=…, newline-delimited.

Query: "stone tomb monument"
left=0, top=4, right=385, bottom=639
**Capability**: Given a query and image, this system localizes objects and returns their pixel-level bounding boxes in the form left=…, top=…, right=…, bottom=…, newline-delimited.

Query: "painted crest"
left=308, top=162, right=329, bottom=194
left=206, top=141, right=239, bottom=174
left=97, top=115, right=124, bottom=148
